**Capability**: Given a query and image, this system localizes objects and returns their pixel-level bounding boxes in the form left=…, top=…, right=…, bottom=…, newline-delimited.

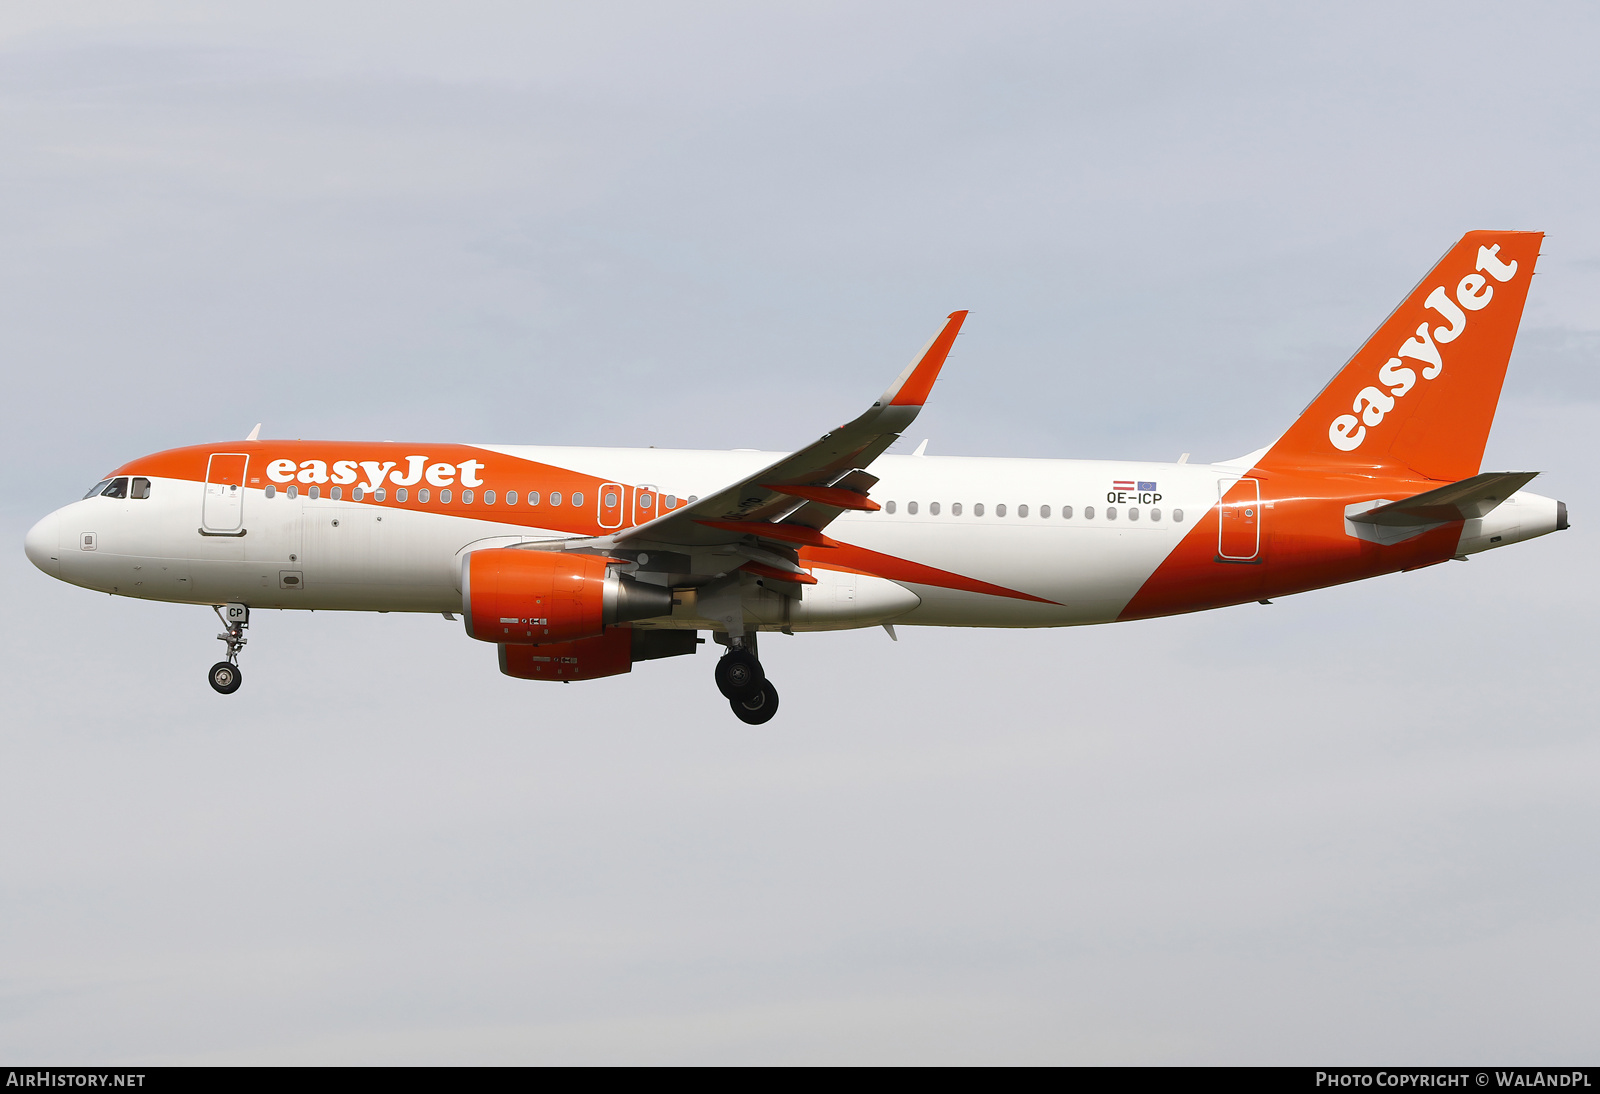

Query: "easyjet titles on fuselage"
left=265, top=456, right=487, bottom=492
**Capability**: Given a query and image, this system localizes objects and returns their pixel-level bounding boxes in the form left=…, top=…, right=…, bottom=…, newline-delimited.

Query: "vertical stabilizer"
left=1259, top=231, right=1542, bottom=481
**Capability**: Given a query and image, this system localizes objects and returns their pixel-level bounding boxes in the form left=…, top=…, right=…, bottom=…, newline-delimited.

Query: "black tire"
left=208, top=661, right=242, bottom=695
left=730, top=680, right=779, bottom=725
left=714, top=649, right=765, bottom=700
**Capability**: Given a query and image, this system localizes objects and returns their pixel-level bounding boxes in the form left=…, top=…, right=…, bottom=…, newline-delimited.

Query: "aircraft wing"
left=1347, top=471, right=1540, bottom=526
left=604, top=310, right=967, bottom=564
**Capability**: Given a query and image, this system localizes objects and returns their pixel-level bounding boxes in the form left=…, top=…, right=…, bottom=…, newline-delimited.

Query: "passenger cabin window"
left=331, top=487, right=343, bottom=501
left=1128, top=507, right=1139, bottom=521
left=907, top=501, right=918, bottom=515
left=550, top=491, right=563, bottom=506
left=1173, top=508, right=1184, bottom=522
left=352, top=487, right=364, bottom=501
left=484, top=490, right=496, bottom=504
left=1107, top=506, right=1117, bottom=520
left=396, top=488, right=407, bottom=502
left=287, top=485, right=299, bottom=499
left=996, top=504, right=1007, bottom=517
left=1150, top=508, right=1161, bottom=521
left=265, top=485, right=277, bottom=499
left=462, top=490, right=473, bottom=504
left=604, top=490, right=617, bottom=507
left=440, top=489, right=452, bottom=503
left=529, top=491, right=540, bottom=505
left=974, top=503, right=985, bottom=516
left=572, top=491, right=584, bottom=506
left=506, top=491, right=517, bottom=505
left=373, top=488, right=386, bottom=502
left=664, top=495, right=677, bottom=509
left=1085, top=506, right=1095, bottom=519
left=1040, top=504, right=1050, bottom=518
left=930, top=502, right=940, bottom=515
left=886, top=501, right=897, bottom=514
left=83, top=478, right=113, bottom=500
left=1018, top=504, right=1029, bottom=518
left=130, top=477, right=151, bottom=500
left=418, top=488, right=430, bottom=502
left=1063, top=505, right=1073, bottom=518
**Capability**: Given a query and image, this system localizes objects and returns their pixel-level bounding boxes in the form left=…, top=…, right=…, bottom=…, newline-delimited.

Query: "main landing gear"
left=209, top=603, right=248, bottom=695
left=715, top=639, right=779, bottom=725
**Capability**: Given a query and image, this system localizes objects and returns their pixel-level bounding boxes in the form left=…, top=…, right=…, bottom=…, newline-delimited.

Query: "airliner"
left=23, top=231, right=1567, bottom=723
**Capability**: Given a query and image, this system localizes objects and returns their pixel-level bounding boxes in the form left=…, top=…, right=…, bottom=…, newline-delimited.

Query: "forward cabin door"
left=202, top=453, right=248, bottom=533
left=1217, top=477, right=1261, bottom=561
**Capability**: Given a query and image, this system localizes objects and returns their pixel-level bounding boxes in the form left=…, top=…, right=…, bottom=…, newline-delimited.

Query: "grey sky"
left=1, top=1, right=1597, bottom=1063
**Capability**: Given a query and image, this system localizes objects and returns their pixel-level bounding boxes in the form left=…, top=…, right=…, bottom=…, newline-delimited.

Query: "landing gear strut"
left=209, top=603, right=248, bottom=695
left=715, top=634, right=778, bottom=724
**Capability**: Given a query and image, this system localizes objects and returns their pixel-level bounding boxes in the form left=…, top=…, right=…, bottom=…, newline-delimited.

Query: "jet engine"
left=461, top=548, right=673, bottom=645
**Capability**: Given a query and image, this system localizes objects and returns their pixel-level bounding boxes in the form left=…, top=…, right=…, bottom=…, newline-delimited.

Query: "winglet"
left=879, top=311, right=967, bottom=407
left=245, top=423, right=261, bottom=442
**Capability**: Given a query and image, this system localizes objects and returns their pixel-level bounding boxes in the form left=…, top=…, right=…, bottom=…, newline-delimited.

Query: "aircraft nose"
left=24, top=511, right=61, bottom=577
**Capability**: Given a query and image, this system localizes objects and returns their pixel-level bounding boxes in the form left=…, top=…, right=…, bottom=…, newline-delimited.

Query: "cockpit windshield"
left=82, top=476, right=149, bottom=500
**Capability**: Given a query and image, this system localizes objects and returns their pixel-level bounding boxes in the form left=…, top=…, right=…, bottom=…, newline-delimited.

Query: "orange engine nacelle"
left=499, top=628, right=634, bottom=681
left=462, top=548, right=673, bottom=645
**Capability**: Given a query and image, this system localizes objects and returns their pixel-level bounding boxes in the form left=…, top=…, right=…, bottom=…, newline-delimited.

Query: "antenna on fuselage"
left=245, top=423, right=261, bottom=441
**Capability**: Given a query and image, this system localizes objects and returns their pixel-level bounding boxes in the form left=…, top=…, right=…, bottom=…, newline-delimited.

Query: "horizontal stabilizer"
left=1347, top=471, right=1540, bottom=527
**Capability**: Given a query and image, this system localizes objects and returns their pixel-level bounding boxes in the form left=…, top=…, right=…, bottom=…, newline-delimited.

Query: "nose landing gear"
left=209, top=603, right=249, bottom=695
left=715, top=636, right=778, bottom=724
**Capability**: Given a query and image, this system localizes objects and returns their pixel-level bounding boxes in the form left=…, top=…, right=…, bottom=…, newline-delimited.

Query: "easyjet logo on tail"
left=1327, top=245, right=1520, bottom=453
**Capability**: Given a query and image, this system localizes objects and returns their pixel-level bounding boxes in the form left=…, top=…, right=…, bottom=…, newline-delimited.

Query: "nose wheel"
left=208, top=661, right=243, bottom=694
left=209, top=603, right=249, bottom=695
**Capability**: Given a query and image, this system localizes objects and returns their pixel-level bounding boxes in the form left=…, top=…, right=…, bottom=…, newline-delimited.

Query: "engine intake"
left=462, top=548, right=673, bottom=644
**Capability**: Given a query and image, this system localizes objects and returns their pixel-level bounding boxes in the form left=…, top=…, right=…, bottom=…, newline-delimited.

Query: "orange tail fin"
left=1260, top=231, right=1543, bottom=481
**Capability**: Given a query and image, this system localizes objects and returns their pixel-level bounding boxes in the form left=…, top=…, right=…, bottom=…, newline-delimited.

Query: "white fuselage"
left=24, top=446, right=1562, bottom=634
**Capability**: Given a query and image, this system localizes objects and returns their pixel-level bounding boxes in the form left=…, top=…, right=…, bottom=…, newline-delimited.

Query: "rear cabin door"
left=203, top=453, right=248, bottom=533
left=1217, top=477, right=1261, bottom=561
